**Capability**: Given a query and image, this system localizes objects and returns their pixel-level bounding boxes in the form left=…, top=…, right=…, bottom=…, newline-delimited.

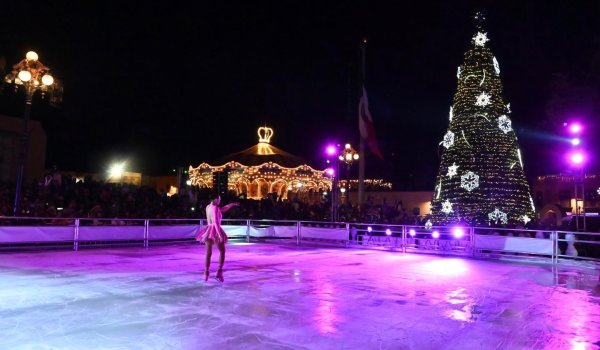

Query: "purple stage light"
left=452, top=228, right=464, bottom=239
left=569, top=123, right=582, bottom=134
left=432, top=231, right=440, bottom=239
left=409, top=229, right=416, bottom=237
left=325, top=168, right=335, bottom=176
left=570, top=152, right=584, bottom=165
left=326, top=145, right=337, bottom=156
left=385, top=229, right=392, bottom=236
left=571, top=138, right=581, bottom=146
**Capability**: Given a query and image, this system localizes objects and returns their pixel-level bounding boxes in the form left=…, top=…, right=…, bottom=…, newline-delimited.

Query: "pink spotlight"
left=569, top=123, right=582, bottom=134
left=325, top=168, right=335, bottom=176
left=409, top=229, right=416, bottom=237
left=432, top=231, right=440, bottom=239
left=385, top=229, right=392, bottom=236
left=452, top=228, right=464, bottom=239
left=326, top=145, right=337, bottom=156
left=571, top=152, right=584, bottom=165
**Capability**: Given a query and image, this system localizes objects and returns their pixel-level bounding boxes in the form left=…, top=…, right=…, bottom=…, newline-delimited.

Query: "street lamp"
left=339, top=143, right=359, bottom=197
left=4, top=51, right=60, bottom=216
left=565, top=121, right=586, bottom=231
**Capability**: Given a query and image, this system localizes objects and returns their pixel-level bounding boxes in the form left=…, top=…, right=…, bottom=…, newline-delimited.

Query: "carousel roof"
left=213, top=127, right=307, bottom=168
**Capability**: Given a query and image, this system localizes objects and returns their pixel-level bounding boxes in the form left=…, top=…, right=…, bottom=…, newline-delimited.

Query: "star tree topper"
left=473, top=32, right=489, bottom=47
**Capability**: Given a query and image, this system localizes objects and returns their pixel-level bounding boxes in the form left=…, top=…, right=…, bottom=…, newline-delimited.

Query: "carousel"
left=188, top=127, right=332, bottom=201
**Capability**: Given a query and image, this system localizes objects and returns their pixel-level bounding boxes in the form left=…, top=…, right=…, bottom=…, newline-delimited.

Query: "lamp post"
left=4, top=51, right=58, bottom=216
left=565, top=122, right=586, bottom=231
left=338, top=143, right=359, bottom=203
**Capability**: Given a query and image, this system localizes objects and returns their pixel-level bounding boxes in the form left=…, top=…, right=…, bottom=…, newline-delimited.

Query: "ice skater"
left=195, top=194, right=239, bottom=282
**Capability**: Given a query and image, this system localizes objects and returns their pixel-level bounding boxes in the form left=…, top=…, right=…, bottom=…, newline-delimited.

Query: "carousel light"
left=41, top=74, right=54, bottom=86
left=18, top=70, right=31, bottom=82
left=25, top=51, right=39, bottom=61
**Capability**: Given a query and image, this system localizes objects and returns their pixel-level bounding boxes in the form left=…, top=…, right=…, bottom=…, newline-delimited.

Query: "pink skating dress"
left=195, top=203, right=234, bottom=244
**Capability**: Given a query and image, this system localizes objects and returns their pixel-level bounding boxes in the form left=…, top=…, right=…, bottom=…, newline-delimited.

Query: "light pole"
left=325, top=145, right=339, bottom=221
left=338, top=143, right=359, bottom=204
left=565, top=122, right=586, bottom=231
left=4, top=51, right=59, bottom=216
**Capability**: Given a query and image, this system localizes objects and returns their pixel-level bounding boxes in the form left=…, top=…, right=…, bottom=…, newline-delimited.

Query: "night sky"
left=1, top=1, right=599, bottom=189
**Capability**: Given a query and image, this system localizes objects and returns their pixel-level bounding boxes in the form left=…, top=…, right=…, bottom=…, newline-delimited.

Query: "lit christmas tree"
left=430, top=12, right=535, bottom=226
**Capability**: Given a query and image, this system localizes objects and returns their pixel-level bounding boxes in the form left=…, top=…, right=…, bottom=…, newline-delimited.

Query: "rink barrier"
left=0, top=216, right=598, bottom=264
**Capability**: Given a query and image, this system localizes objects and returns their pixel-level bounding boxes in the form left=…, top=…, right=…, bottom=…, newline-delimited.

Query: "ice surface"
left=0, top=243, right=599, bottom=350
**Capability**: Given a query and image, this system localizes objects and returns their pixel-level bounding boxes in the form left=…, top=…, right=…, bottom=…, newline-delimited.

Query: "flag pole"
left=358, top=38, right=366, bottom=207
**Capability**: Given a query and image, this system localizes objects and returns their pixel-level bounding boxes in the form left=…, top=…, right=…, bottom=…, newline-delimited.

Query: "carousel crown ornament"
left=258, top=126, right=274, bottom=143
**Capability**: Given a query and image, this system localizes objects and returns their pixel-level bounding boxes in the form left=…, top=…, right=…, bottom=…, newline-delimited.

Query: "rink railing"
left=0, top=217, right=599, bottom=264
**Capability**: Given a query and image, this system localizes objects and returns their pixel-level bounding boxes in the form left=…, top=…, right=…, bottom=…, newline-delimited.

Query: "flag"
left=358, top=86, right=384, bottom=159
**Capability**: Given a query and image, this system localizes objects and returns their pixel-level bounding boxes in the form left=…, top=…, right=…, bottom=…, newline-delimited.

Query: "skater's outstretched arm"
left=220, top=202, right=239, bottom=213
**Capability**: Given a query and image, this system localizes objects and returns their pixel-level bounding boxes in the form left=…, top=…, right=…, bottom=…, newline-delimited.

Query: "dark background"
left=1, top=1, right=598, bottom=189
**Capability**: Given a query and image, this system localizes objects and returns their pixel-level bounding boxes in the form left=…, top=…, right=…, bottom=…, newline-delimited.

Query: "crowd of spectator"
left=0, top=173, right=592, bottom=233
left=0, top=174, right=423, bottom=224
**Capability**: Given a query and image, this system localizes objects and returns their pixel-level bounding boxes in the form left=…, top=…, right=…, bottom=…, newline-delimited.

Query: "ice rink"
left=1, top=242, right=599, bottom=350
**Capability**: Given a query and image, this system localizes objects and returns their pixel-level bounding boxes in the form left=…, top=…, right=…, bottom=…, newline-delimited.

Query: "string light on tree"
left=441, top=130, right=455, bottom=149
left=498, top=115, right=512, bottom=134
left=441, top=200, right=454, bottom=214
left=488, top=208, right=508, bottom=225
left=493, top=57, right=500, bottom=74
left=457, top=66, right=462, bottom=79
left=431, top=13, right=534, bottom=225
left=521, top=215, right=531, bottom=224
left=475, top=92, right=491, bottom=107
left=447, top=163, right=459, bottom=178
left=449, top=106, right=453, bottom=122
left=460, top=171, right=480, bottom=192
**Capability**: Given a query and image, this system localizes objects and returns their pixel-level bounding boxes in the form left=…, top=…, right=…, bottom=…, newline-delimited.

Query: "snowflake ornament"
left=473, top=32, right=489, bottom=47
left=447, top=163, right=459, bottom=178
left=488, top=208, right=508, bottom=225
left=441, top=200, right=454, bottom=214
left=498, top=115, right=512, bottom=134
left=457, top=66, right=462, bottom=79
left=493, top=57, right=500, bottom=74
left=441, top=130, right=455, bottom=149
left=522, top=215, right=531, bottom=224
left=449, top=106, right=453, bottom=122
left=425, top=220, right=433, bottom=230
left=475, top=92, right=491, bottom=107
left=460, top=171, right=480, bottom=192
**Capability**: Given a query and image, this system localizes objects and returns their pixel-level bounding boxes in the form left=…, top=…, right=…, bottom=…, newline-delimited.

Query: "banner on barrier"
left=0, top=226, right=74, bottom=243
left=474, top=235, right=553, bottom=255
left=301, top=227, right=348, bottom=241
